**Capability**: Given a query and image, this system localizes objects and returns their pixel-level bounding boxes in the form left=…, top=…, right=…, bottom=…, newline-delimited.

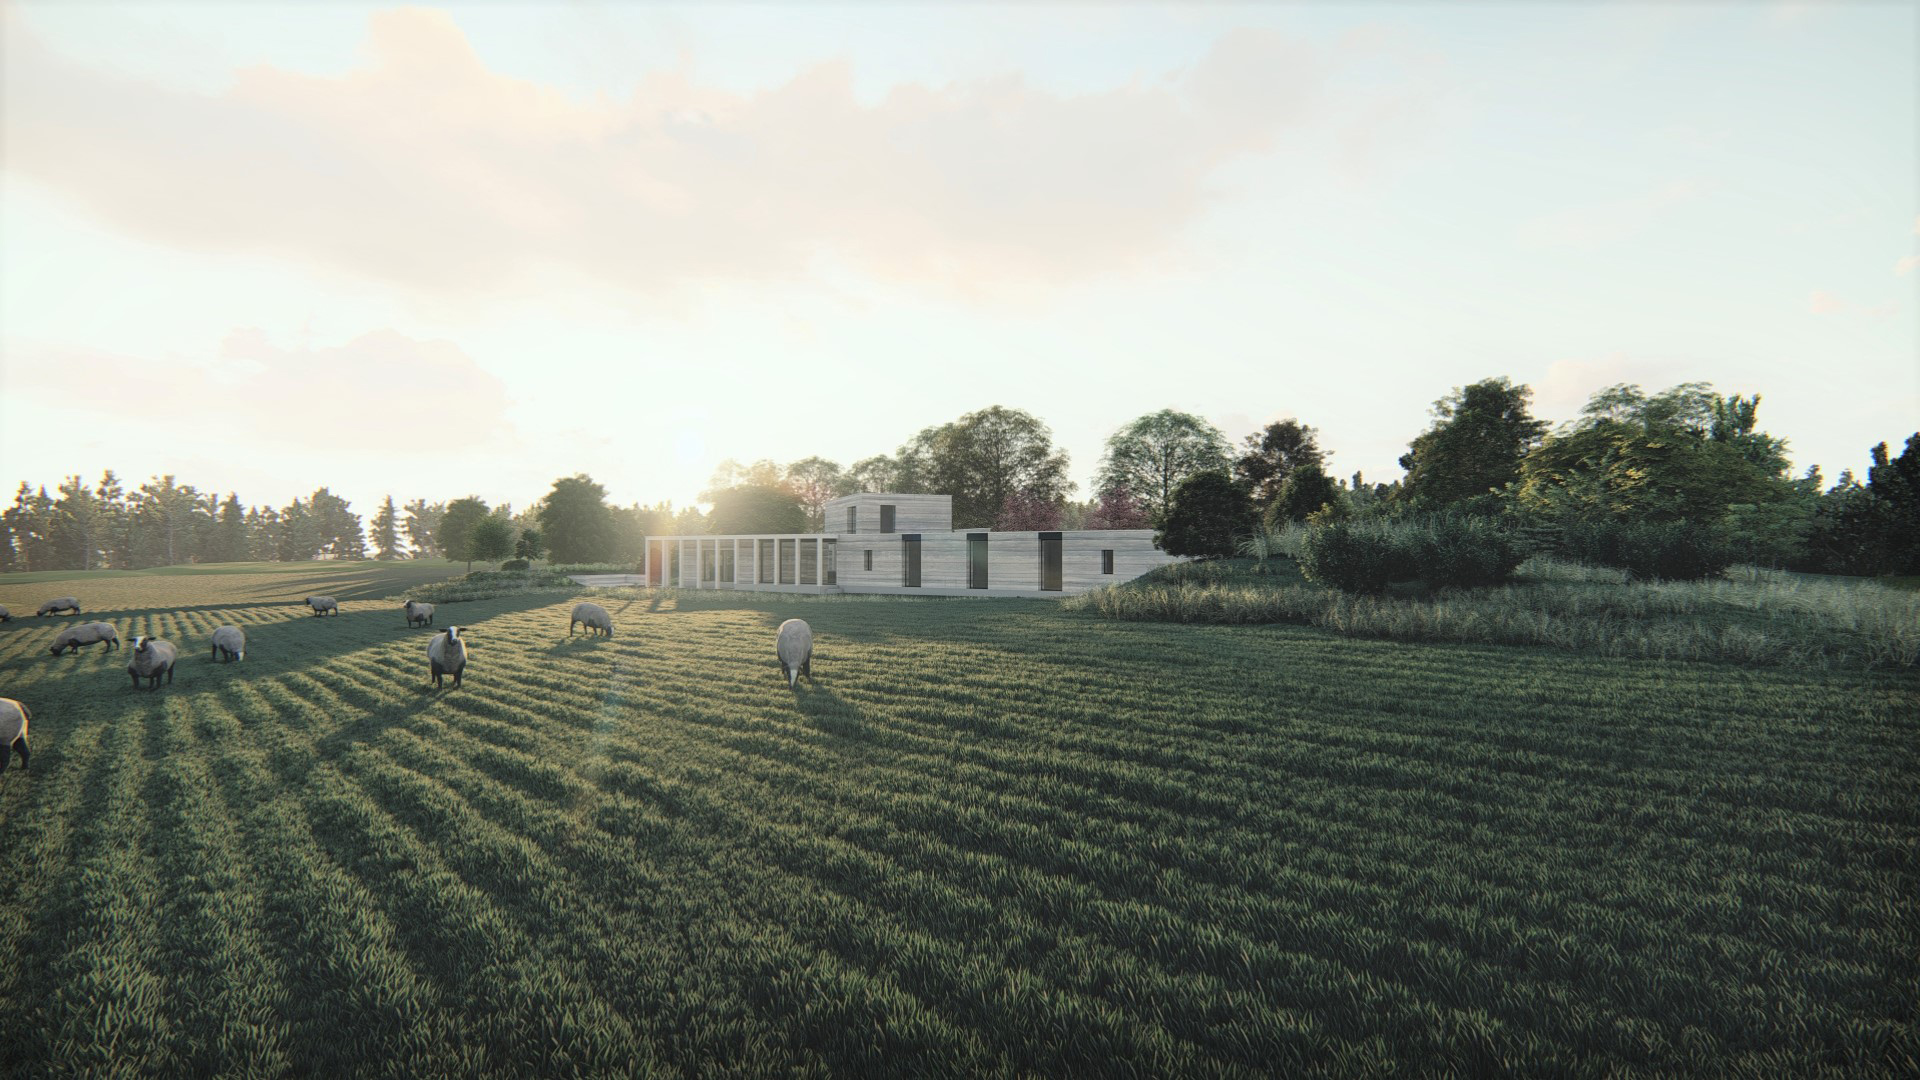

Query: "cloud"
left=1895, top=256, right=1918, bottom=276
left=1808, top=289, right=1896, bottom=318
left=12, top=327, right=517, bottom=450
left=1, top=8, right=1409, bottom=297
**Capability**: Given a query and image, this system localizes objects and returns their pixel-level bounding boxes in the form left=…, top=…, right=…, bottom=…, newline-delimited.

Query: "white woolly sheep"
left=569, top=602, right=613, bottom=638
left=210, top=625, right=246, bottom=663
left=305, top=596, right=340, bottom=617
left=403, top=600, right=435, bottom=628
left=0, top=605, right=11, bottom=622
left=49, top=621, right=119, bottom=656
left=427, top=625, right=468, bottom=689
left=126, top=635, right=178, bottom=690
left=0, top=698, right=30, bottom=775
left=776, top=619, right=813, bottom=687
left=37, top=597, right=80, bottom=616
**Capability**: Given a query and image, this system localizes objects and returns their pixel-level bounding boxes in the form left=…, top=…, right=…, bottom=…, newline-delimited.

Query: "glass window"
left=824, top=540, right=836, bottom=585
left=758, top=539, right=775, bottom=584
left=720, top=543, right=735, bottom=583
left=1039, top=532, right=1063, bottom=592
left=1102, top=549, right=1114, bottom=574
left=846, top=506, right=857, bottom=534
left=701, top=539, right=716, bottom=582
left=864, top=550, right=873, bottom=571
left=967, top=533, right=989, bottom=589
left=902, top=535, right=921, bottom=587
left=800, top=539, right=818, bottom=585
left=880, top=505, right=896, bottom=533
left=779, top=539, right=796, bottom=584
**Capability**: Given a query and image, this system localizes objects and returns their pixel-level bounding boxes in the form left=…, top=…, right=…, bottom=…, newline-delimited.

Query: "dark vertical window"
left=967, top=533, right=989, bottom=589
left=902, top=535, right=921, bottom=587
left=669, top=544, right=681, bottom=586
left=758, top=539, right=775, bottom=584
left=799, top=539, right=818, bottom=585
left=779, top=539, right=796, bottom=584
left=701, top=540, right=716, bottom=582
left=846, top=507, right=857, bottom=534
left=880, top=505, right=896, bottom=533
left=1039, top=532, right=1063, bottom=592
left=824, top=539, right=837, bottom=585
left=1102, top=549, right=1114, bottom=575
left=863, top=550, right=873, bottom=571
left=720, top=543, right=735, bottom=583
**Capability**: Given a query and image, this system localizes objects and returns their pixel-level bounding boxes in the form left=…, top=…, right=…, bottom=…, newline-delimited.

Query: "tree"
left=371, top=496, right=404, bottom=560
left=1095, top=410, right=1233, bottom=524
left=1269, top=462, right=1342, bottom=525
left=1155, top=471, right=1255, bottom=558
left=895, top=406, right=1073, bottom=527
left=538, top=475, right=617, bottom=563
left=784, top=457, right=853, bottom=529
left=133, top=475, right=203, bottom=566
left=51, top=475, right=103, bottom=570
left=1084, top=486, right=1150, bottom=530
left=439, top=497, right=491, bottom=565
left=212, top=495, right=248, bottom=563
left=846, top=455, right=899, bottom=493
left=403, top=499, right=445, bottom=558
left=708, top=485, right=807, bottom=535
left=275, top=497, right=322, bottom=562
left=95, top=470, right=133, bottom=568
left=700, top=459, right=784, bottom=502
left=1397, top=377, right=1548, bottom=511
left=1234, top=420, right=1325, bottom=507
left=993, top=488, right=1064, bottom=531
left=464, top=514, right=516, bottom=571
left=308, top=488, right=364, bottom=559
left=515, top=527, right=547, bottom=563
left=1866, top=434, right=1920, bottom=572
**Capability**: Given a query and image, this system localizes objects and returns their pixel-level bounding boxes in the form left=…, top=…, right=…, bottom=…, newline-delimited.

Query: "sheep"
left=37, top=597, right=81, bottom=616
left=305, top=596, right=340, bottom=617
left=210, top=625, right=246, bottom=663
left=403, top=600, right=435, bottom=628
left=427, top=626, right=468, bottom=689
left=126, top=635, right=177, bottom=690
left=569, top=602, right=613, bottom=638
left=0, top=605, right=10, bottom=622
left=0, top=698, right=29, bottom=775
left=776, top=618, right=813, bottom=687
left=49, top=621, right=119, bottom=656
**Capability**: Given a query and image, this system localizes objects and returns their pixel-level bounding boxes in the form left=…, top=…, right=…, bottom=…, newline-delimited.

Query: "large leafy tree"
left=1269, top=462, right=1342, bottom=525
left=1234, top=419, right=1325, bottom=507
left=1155, top=471, right=1256, bottom=558
left=1095, top=410, right=1232, bottom=524
left=538, top=475, right=617, bottom=563
left=894, top=406, right=1072, bottom=528
left=403, top=499, right=444, bottom=559
left=1515, top=383, right=1794, bottom=524
left=308, top=487, right=365, bottom=559
left=708, top=484, right=807, bottom=535
left=464, top=514, right=516, bottom=571
left=1397, top=377, right=1548, bottom=511
left=438, top=497, right=492, bottom=564
left=784, top=457, right=854, bottom=529
left=1084, top=486, right=1150, bottom=530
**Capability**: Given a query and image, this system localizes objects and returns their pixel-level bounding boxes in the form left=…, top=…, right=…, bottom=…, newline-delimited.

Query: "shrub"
left=1560, top=518, right=1733, bottom=580
left=1297, top=520, right=1418, bottom=593
left=1408, top=514, right=1526, bottom=588
left=499, top=558, right=530, bottom=571
left=1156, top=471, right=1256, bottom=558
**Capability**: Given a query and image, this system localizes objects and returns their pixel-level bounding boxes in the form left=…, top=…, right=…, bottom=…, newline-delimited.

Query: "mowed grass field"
left=0, top=562, right=1915, bottom=1077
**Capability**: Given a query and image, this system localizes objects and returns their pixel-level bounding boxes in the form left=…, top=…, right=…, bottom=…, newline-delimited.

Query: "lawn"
left=0, top=562, right=1914, bottom=1077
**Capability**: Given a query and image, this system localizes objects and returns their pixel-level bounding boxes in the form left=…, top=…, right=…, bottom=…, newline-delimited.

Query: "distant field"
left=0, top=562, right=1914, bottom=1076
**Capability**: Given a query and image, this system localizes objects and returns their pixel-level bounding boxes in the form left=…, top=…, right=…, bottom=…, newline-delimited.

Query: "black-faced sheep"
left=427, top=626, right=467, bottom=689
left=569, top=602, right=613, bottom=638
left=776, top=619, right=813, bottom=687
left=305, top=596, right=340, bottom=616
left=49, top=621, right=119, bottom=656
left=37, top=597, right=80, bottom=616
left=403, top=600, right=435, bottom=628
left=127, top=635, right=177, bottom=690
left=0, top=698, right=29, bottom=775
left=210, top=625, right=246, bottom=662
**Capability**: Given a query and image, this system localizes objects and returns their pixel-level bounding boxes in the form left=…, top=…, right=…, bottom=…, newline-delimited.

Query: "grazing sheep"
left=0, top=605, right=11, bottom=622
left=403, top=600, right=435, bottom=628
left=126, top=635, right=177, bottom=690
left=37, top=597, right=81, bottom=616
left=49, top=621, right=119, bottom=656
left=0, top=698, right=29, bottom=775
left=427, top=626, right=468, bottom=689
left=305, top=596, right=339, bottom=617
left=210, top=625, right=246, bottom=663
left=776, top=618, right=813, bottom=687
left=569, top=602, right=613, bottom=638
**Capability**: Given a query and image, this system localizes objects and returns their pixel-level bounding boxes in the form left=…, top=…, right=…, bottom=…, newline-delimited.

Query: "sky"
left=1, top=0, right=1914, bottom=520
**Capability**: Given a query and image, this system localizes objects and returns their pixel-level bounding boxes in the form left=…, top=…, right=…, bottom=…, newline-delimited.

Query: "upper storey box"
left=824, top=493, right=953, bottom=535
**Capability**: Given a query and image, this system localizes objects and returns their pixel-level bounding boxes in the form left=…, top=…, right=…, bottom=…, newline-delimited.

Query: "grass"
left=0, top=561, right=1915, bottom=1076
left=1065, top=556, right=1920, bottom=669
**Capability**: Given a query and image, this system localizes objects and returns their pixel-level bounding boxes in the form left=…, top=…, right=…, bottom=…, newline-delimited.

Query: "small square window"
left=1102, top=549, right=1114, bottom=574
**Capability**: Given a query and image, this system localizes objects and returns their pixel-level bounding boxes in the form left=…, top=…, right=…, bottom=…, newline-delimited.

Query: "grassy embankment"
left=0, top=560, right=1913, bottom=1076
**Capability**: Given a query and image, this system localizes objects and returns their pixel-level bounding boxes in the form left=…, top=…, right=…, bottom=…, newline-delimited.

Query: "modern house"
left=625, top=493, right=1178, bottom=598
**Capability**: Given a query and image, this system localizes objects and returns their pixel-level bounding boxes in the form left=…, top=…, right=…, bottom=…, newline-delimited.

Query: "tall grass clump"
left=1296, top=520, right=1417, bottom=593
left=1557, top=518, right=1734, bottom=581
left=1296, top=514, right=1522, bottom=593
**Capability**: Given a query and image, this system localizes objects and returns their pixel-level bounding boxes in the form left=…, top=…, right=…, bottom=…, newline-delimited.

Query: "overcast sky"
left=2, top=1, right=1913, bottom=518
